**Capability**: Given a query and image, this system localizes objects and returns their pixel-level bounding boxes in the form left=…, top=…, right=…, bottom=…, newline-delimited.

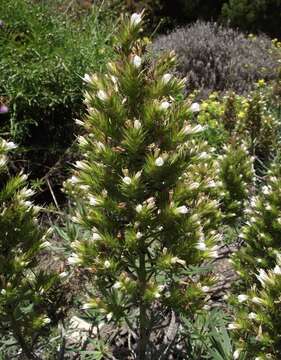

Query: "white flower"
left=248, top=312, right=258, bottom=320
left=106, top=312, right=113, bottom=321
left=162, top=73, right=172, bottom=84
left=195, top=241, right=207, bottom=251
left=68, top=254, right=81, bottom=265
left=273, top=265, right=281, bottom=275
left=171, top=257, right=186, bottom=266
left=233, top=349, right=241, bottom=360
left=104, top=260, right=111, bottom=269
left=155, top=157, right=164, bottom=167
left=69, top=175, right=79, bottom=184
left=131, top=55, right=142, bottom=68
left=238, top=294, right=249, bottom=303
left=134, top=120, right=141, bottom=129
left=136, top=232, right=142, bottom=239
left=88, top=196, right=100, bottom=206
left=252, top=296, right=263, bottom=305
left=228, top=323, right=240, bottom=330
left=75, top=160, right=90, bottom=170
left=113, top=281, right=122, bottom=289
left=159, top=101, right=170, bottom=111
left=190, top=102, right=200, bottom=112
left=202, top=286, right=210, bottom=293
left=2, top=140, right=17, bottom=151
left=123, top=176, right=132, bottom=185
left=130, top=13, right=142, bottom=26
left=92, top=232, right=101, bottom=241
left=97, top=90, right=108, bottom=101
left=256, top=268, right=273, bottom=287
left=175, top=205, right=188, bottom=214
left=183, top=124, right=206, bottom=135
left=58, top=271, right=68, bottom=279
left=82, top=303, right=93, bottom=310
left=136, top=204, right=143, bottom=213
left=83, top=73, right=91, bottom=83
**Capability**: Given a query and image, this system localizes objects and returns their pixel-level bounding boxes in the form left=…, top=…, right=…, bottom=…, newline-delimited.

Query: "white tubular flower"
left=104, top=260, right=111, bottom=269
left=5, top=141, right=17, bottom=150
left=83, top=73, right=91, bottom=83
left=183, top=124, right=206, bottom=135
left=130, top=13, right=142, bottom=26
left=97, top=90, right=108, bottom=101
left=69, top=175, right=79, bottom=184
left=175, top=205, right=188, bottom=214
left=190, top=102, right=200, bottom=112
left=0, top=156, right=7, bottom=167
left=131, top=55, right=142, bottom=68
left=155, top=156, right=164, bottom=167
left=113, top=281, right=122, bottom=289
left=82, top=303, right=94, bottom=310
left=273, top=265, right=281, bottom=275
left=159, top=101, right=170, bottom=111
left=88, top=195, right=100, bottom=206
left=75, top=160, right=90, bottom=171
left=228, top=323, right=240, bottom=330
left=136, top=232, right=142, bottom=239
left=171, top=257, right=186, bottom=266
left=162, top=73, right=172, bottom=84
left=77, top=135, right=88, bottom=146
left=248, top=312, right=258, bottom=320
left=238, top=294, right=249, bottom=303
left=20, top=188, right=35, bottom=198
left=136, top=204, right=143, bottom=213
left=256, top=268, right=273, bottom=287
left=233, top=349, right=241, bottom=360
left=134, top=120, right=141, bottom=129
left=68, top=253, right=81, bottom=265
left=92, top=232, right=101, bottom=241
left=195, top=241, right=207, bottom=251
left=123, top=176, right=132, bottom=185
left=252, top=296, right=263, bottom=305
left=201, top=286, right=210, bottom=293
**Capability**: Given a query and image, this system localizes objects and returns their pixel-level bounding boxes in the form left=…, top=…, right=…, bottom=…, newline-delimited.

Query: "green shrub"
left=222, top=0, right=281, bottom=38
left=152, top=21, right=280, bottom=96
left=0, top=0, right=114, bottom=181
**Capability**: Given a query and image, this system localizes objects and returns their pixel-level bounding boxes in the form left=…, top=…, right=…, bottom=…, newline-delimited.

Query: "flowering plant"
left=65, top=12, right=222, bottom=358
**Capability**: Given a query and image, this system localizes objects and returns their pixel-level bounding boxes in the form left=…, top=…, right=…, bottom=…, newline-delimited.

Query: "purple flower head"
left=0, top=104, right=9, bottom=114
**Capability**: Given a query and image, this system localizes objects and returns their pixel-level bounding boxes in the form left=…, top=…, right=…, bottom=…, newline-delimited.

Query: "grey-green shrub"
left=152, top=21, right=280, bottom=97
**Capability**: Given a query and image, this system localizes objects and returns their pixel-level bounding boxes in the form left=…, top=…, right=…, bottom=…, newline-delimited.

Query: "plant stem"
left=138, top=243, right=148, bottom=360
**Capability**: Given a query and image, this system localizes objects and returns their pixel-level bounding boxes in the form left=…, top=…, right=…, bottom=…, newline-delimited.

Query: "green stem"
left=138, top=244, right=148, bottom=360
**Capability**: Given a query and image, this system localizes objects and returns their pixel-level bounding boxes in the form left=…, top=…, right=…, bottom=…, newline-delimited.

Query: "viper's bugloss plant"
left=218, top=142, right=254, bottom=223
left=65, top=13, right=222, bottom=358
left=228, top=160, right=281, bottom=359
left=0, top=138, right=59, bottom=358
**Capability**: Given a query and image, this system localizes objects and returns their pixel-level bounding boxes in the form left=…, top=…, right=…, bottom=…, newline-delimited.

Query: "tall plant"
left=0, top=138, right=59, bottom=358
left=228, top=160, right=281, bottom=359
left=66, top=13, right=221, bottom=358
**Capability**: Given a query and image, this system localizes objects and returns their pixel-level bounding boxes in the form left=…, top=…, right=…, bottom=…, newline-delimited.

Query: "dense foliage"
left=0, top=0, right=114, bottom=181
left=222, top=0, right=281, bottom=38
